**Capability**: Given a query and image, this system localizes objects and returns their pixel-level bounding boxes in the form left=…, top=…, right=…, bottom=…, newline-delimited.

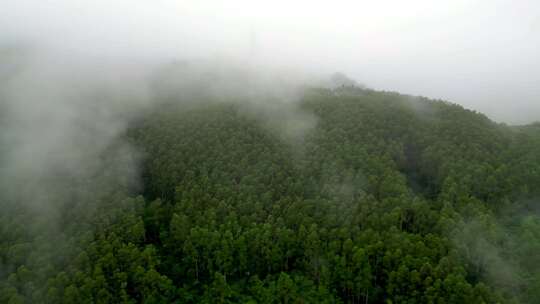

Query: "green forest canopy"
left=1, top=86, right=540, bottom=303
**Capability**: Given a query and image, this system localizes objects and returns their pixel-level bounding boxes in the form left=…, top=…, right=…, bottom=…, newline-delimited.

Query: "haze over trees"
left=1, top=61, right=539, bottom=303
left=1, top=1, right=540, bottom=302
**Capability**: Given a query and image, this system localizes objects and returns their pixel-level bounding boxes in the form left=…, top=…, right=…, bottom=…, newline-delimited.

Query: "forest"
left=1, top=83, right=540, bottom=303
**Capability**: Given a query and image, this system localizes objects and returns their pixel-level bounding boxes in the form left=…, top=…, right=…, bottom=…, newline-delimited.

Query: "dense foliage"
left=1, top=86, right=539, bottom=303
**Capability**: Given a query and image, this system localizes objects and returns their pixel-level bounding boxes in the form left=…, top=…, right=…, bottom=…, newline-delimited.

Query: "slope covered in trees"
left=1, top=86, right=539, bottom=303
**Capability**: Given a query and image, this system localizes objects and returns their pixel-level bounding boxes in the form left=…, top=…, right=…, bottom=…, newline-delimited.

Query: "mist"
left=1, top=1, right=540, bottom=303
left=2, top=0, right=539, bottom=124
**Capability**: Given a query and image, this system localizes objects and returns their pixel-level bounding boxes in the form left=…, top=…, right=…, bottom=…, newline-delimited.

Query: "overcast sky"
left=2, top=0, right=539, bottom=124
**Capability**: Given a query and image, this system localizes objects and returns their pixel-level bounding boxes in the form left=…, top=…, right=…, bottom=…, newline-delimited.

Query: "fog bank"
left=2, top=0, right=539, bottom=123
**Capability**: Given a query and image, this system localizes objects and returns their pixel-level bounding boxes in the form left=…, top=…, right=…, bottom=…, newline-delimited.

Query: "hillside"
left=1, top=87, right=539, bottom=303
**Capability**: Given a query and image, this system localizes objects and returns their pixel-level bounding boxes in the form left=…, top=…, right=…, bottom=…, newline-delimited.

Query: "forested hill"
left=1, top=86, right=540, bottom=303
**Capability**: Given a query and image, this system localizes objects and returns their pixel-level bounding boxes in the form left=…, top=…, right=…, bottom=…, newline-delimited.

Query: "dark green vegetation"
left=1, top=87, right=540, bottom=303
